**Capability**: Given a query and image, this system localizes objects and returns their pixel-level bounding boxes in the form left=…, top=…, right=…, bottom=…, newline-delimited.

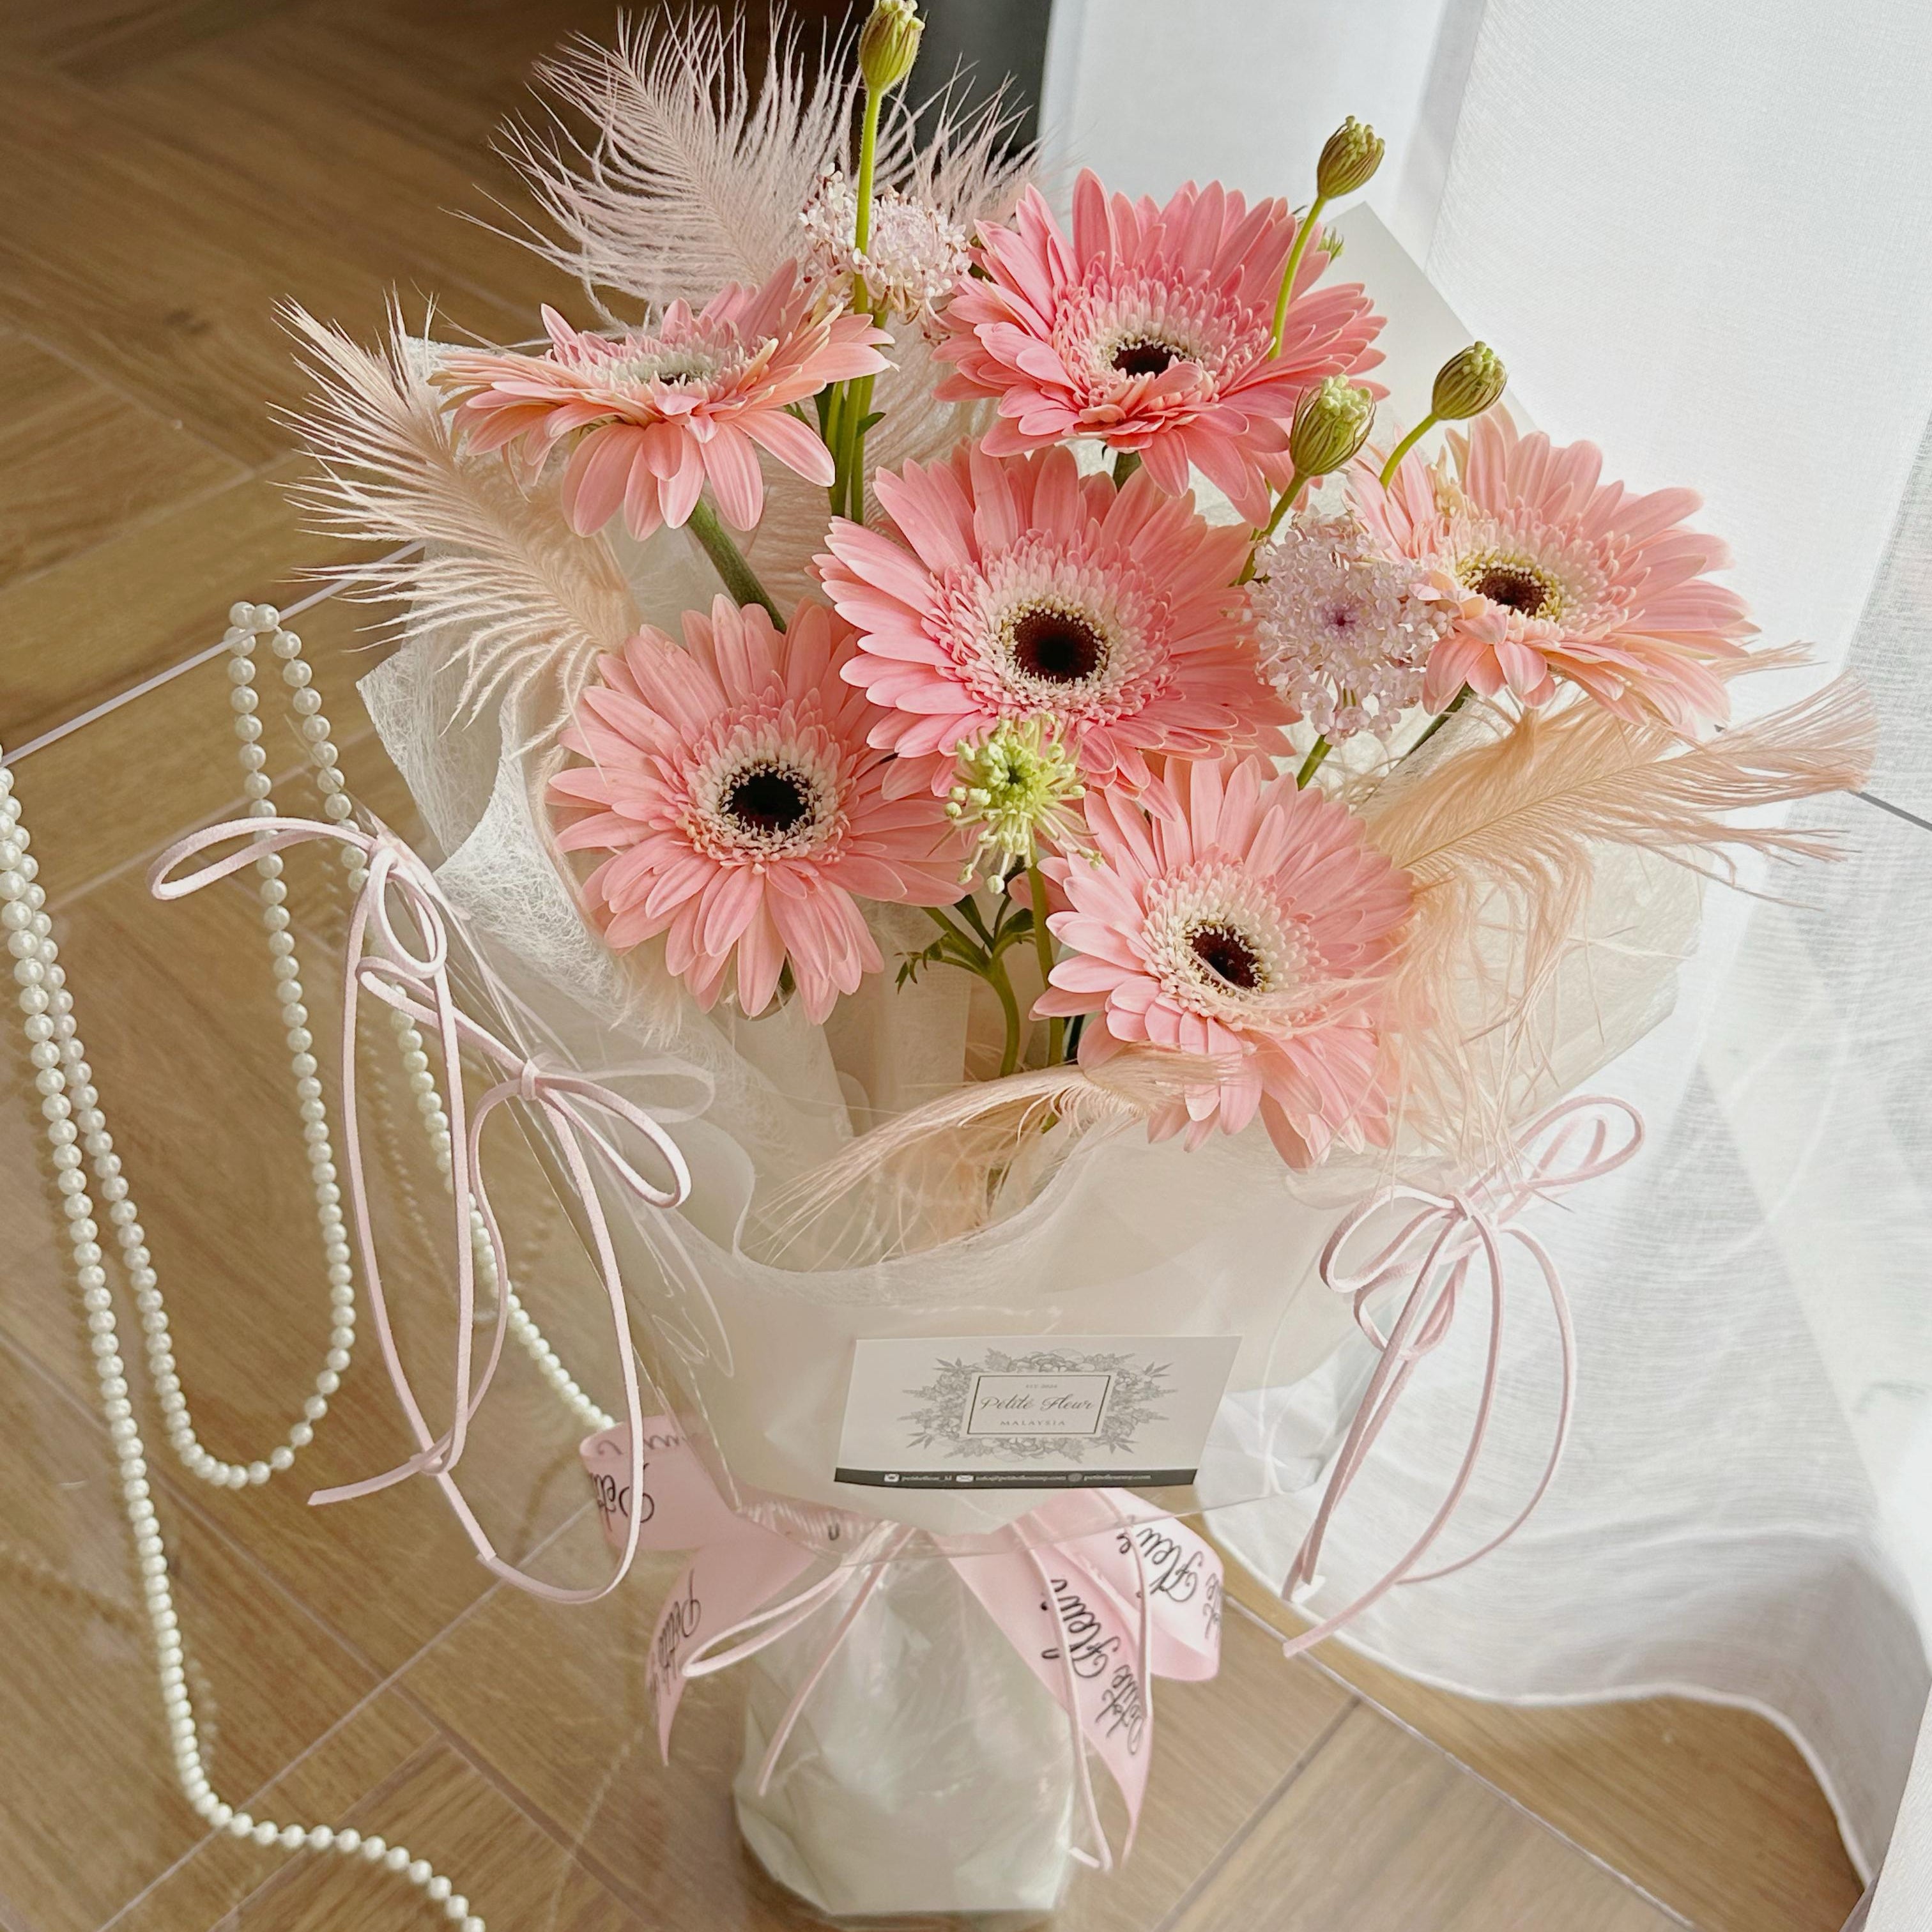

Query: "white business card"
left=834, top=1335, right=1240, bottom=1491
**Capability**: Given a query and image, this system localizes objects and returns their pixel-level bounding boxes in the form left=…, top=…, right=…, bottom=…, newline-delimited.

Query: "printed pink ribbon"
left=580, top=1422, right=1223, bottom=1873
left=1276, top=1092, right=1643, bottom=1655
left=150, top=812, right=694, bottom=1603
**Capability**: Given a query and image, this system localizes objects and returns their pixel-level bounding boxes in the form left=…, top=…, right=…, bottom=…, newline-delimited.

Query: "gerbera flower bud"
left=1431, top=342, right=1508, bottom=421
left=857, top=0, right=923, bottom=95
left=1289, top=376, right=1377, bottom=480
left=1315, top=118, right=1384, bottom=200
left=946, top=717, right=1088, bottom=880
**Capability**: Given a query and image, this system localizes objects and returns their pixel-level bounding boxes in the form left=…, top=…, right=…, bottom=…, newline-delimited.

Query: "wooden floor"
left=0, top=4, right=1865, bottom=1929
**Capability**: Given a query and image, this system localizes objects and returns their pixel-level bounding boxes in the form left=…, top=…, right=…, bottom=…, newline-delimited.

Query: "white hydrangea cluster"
left=800, top=170, right=972, bottom=339
left=1250, top=512, right=1450, bottom=742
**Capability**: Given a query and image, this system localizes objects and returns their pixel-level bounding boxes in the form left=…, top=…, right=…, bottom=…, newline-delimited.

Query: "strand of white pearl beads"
left=110, top=601, right=371, bottom=1493
left=228, top=600, right=614, bottom=1434
left=0, top=752, right=481, bottom=1927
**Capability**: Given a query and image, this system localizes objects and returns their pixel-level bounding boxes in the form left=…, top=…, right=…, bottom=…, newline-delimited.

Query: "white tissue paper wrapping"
left=735, top=1553, right=1080, bottom=1915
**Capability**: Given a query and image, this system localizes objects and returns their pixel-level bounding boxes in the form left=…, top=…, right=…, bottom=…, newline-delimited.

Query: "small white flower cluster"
left=1250, top=512, right=1448, bottom=742
left=801, top=170, right=972, bottom=338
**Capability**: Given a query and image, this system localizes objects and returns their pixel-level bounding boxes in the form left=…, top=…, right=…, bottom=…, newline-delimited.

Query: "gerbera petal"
left=702, top=424, right=765, bottom=530
left=740, top=408, right=836, bottom=486
left=560, top=425, right=646, bottom=535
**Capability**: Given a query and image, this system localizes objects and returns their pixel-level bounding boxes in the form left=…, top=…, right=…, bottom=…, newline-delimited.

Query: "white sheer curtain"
left=1044, top=0, right=1932, bottom=1895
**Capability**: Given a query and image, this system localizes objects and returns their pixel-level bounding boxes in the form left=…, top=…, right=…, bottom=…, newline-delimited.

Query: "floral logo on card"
left=901, top=1347, right=1174, bottom=1463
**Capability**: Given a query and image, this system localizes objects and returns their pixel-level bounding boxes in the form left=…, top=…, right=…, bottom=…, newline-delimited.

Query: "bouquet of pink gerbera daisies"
left=206, top=3, right=1871, bottom=1915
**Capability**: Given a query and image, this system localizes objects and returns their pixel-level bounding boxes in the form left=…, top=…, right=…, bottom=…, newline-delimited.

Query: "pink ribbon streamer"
left=150, top=813, right=694, bottom=1603
left=1276, top=1092, right=1643, bottom=1656
left=580, top=1421, right=1223, bottom=1872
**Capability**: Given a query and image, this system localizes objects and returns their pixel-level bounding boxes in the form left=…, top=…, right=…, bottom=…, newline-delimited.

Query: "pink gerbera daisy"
left=551, top=596, right=965, bottom=1023
left=933, top=172, right=1384, bottom=525
left=1351, top=411, right=1756, bottom=731
left=1036, top=756, right=1412, bottom=1167
left=435, top=264, right=889, bottom=537
left=817, top=443, right=1287, bottom=791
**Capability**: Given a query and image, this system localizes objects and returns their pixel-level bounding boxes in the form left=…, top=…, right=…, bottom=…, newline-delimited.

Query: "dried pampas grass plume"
left=751, top=1045, right=1229, bottom=1262
left=500, top=9, right=1032, bottom=318
left=283, top=301, right=638, bottom=726
left=1365, top=677, right=1877, bottom=1153
left=503, top=11, right=853, bottom=316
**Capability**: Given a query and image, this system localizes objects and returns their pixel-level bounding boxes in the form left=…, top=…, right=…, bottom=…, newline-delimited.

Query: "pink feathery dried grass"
left=502, top=11, right=1032, bottom=318
left=282, top=302, right=638, bottom=724
left=1364, top=677, right=1877, bottom=1153
left=751, top=1043, right=1227, bottom=1259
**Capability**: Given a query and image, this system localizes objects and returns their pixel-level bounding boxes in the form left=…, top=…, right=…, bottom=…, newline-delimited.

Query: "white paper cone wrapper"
left=734, top=1554, right=1079, bottom=1915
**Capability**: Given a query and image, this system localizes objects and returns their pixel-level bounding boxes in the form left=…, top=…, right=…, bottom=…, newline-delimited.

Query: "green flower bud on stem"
left=1289, top=376, right=1377, bottom=480
left=832, top=1, right=923, bottom=523
left=1269, top=118, right=1377, bottom=355
left=1242, top=378, right=1379, bottom=569
left=1375, top=342, right=1507, bottom=487
left=857, top=0, right=923, bottom=95
left=1315, top=117, right=1384, bottom=200
left=1430, top=341, right=1507, bottom=420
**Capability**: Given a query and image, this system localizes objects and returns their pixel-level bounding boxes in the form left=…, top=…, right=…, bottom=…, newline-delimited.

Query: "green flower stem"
left=922, top=902, right=976, bottom=949
left=854, top=86, right=883, bottom=257
left=686, top=496, right=784, bottom=628
left=1026, top=860, right=1063, bottom=1064
left=1269, top=194, right=1327, bottom=355
left=823, top=384, right=848, bottom=514
left=1259, top=467, right=1309, bottom=542
left=953, top=891, right=997, bottom=947
left=990, top=951, right=1023, bottom=1078
left=1295, top=738, right=1333, bottom=788
left=920, top=902, right=1024, bottom=1079
left=840, top=340, right=882, bottom=521
left=826, top=80, right=888, bottom=521
left=1112, top=449, right=1142, bottom=487
left=1378, top=412, right=1438, bottom=486
left=1407, top=683, right=1471, bottom=756
left=1238, top=467, right=1310, bottom=583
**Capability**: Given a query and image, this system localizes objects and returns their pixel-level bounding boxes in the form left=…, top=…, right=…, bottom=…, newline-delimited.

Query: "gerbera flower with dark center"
left=551, top=595, right=965, bottom=1022
left=1034, top=755, right=1413, bottom=1167
left=817, top=443, right=1287, bottom=791
left=933, top=172, right=1384, bottom=525
left=434, top=264, right=889, bottom=538
left=1351, top=411, right=1757, bottom=730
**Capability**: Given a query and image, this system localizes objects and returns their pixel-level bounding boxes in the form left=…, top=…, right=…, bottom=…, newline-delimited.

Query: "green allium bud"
left=1315, top=118, right=1384, bottom=200
left=857, top=0, right=924, bottom=94
left=1289, top=376, right=1377, bottom=479
left=1431, top=342, right=1508, bottom=421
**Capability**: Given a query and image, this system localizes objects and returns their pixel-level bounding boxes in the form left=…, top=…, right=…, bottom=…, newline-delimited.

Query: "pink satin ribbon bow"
left=1278, top=1092, right=1643, bottom=1655
left=580, top=1422, right=1223, bottom=1873
left=150, top=811, right=694, bottom=1603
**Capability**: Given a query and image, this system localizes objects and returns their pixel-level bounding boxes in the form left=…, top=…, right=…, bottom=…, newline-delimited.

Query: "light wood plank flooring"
left=0, top=3, right=1864, bottom=1928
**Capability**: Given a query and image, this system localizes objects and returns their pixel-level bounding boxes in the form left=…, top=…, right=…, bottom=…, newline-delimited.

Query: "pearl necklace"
left=1, top=602, right=619, bottom=1926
